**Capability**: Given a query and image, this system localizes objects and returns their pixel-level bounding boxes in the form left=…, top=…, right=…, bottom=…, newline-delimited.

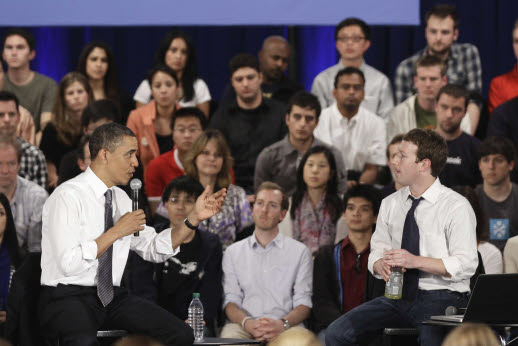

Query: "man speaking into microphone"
left=39, top=123, right=227, bottom=345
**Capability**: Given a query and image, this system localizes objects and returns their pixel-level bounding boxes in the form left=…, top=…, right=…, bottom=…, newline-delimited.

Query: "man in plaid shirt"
left=394, top=4, right=482, bottom=135
left=0, top=91, right=47, bottom=188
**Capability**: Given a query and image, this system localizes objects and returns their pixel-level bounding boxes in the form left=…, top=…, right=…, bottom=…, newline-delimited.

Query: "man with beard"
left=394, top=4, right=482, bottom=134
left=435, top=84, right=481, bottom=188
left=314, top=67, right=386, bottom=188
left=211, top=54, right=286, bottom=194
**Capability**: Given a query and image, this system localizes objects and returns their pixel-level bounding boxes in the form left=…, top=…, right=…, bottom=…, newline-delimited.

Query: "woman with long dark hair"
left=0, top=192, right=23, bottom=327
left=280, top=146, right=342, bottom=254
left=77, top=41, right=135, bottom=124
left=127, top=64, right=178, bottom=173
left=133, top=30, right=211, bottom=117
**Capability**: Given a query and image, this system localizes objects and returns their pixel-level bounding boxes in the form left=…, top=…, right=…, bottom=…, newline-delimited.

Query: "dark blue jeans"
left=325, top=289, right=467, bottom=346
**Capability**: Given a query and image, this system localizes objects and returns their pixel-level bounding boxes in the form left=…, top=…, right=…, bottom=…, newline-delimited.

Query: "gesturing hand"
left=191, top=186, right=226, bottom=224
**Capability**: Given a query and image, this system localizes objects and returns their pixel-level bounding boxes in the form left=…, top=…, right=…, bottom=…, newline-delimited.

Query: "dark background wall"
left=1, top=0, right=517, bottom=102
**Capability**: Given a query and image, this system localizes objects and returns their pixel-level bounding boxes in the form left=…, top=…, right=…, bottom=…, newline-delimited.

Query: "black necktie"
left=401, top=196, right=423, bottom=301
left=97, top=189, right=114, bottom=307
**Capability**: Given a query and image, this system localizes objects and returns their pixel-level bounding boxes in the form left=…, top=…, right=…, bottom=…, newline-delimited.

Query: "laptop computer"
left=431, top=274, right=518, bottom=324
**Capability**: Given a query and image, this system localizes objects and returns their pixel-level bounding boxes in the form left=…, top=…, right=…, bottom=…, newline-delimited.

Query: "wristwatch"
left=281, top=318, right=290, bottom=330
left=183, top=217, right=199, bottom=231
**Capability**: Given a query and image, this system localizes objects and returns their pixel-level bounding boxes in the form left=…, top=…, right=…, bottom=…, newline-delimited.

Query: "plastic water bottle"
left=188, top=292, right=204, bottom=340
left=385, top=266, right=404, bottom=299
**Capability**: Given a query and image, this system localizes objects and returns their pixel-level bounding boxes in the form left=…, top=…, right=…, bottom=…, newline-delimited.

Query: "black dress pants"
left=39, top=285, right=194, bottom=346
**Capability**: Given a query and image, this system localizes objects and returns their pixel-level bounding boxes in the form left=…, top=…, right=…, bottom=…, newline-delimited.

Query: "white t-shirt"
left=133, top=78, right=211, bottom=106
left=478, top=241, right=503, bottom=274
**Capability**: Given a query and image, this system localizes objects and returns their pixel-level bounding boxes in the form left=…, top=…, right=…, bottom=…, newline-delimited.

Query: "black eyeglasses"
left=355, top=253, right=362, bottom=273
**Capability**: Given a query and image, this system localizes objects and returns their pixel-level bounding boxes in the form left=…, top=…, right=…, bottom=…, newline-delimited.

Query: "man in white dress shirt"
left=39, top=122, right=226, bottom=345
left=314, top=67, right=386, bottom=188
left=326, top=128, right=478, bottom=346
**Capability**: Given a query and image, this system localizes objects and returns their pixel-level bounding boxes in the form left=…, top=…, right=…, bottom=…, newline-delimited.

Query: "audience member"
left=255, top=91, right=347, bottom=196
left=442, top=322, right=500, bottom=346
left=268, top=327, right=322, bottom=346
left=387, top=55, right=470, bottom=141
left=435, top=84, right=481, bottom=188
left=279, top=146, right=342, bottom=255
left=145, top=107, right=206, bottom=212
left=380, top=134, right=405, bottom=199
left=452, top=185, right=503, bottom=274
left=127, top=64, right=178, bottom=173
left=0, top=136, right=48, bottom=253
left=394, top=4, right=482, bottom=134
left=311, top=18, right=393, bottom=118
left=210, top=54, right=287, bottom=194
left=488, top=95, right=518, bottom=153
left=113, top=335, right=165, bottom=346
left=221, top=36, right=303, bottom=105
left=0, top=29, right=57, bottom=133
left=133, top=30, right=211, bottom=117
left=311, top=185, right=382, bottom=345
left=184, top=129, right=253, bottom=249
left=325, top=129, right=478, bottom=346
left=58, top=99, right=119, bottom=185
left=488, top=19, right=518, bottom=114
left=475, top=136, right=518, bottom=251
left=0, top=91, right=47, bottom=188
left=152, top=176, right=223, bottom=333
left=221, top=182, right=312, bottom=343
left=39, top=72, right=93, bottom=188
left=503, top=235, right=518, bottom=273
left=77, top=41, right=134, bottom=124
left=0, top=193, right=23, bottom=332
left=314, top=67, right=386, bottom=187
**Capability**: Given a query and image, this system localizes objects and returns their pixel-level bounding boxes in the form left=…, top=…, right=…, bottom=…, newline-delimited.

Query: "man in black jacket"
left=312, top=185, right=383, bottom=344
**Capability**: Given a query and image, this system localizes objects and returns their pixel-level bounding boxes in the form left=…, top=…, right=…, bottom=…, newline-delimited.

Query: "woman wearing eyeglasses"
left=183, top=129, right=253, bottom=250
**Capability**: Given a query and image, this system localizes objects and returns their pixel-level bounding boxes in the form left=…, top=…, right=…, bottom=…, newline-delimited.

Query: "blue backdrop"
left=0, top=0, right=516, bottom=102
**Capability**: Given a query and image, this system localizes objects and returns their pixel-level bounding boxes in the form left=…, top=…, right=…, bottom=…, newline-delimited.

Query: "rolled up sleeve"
left=222, top=247, right=243, bottom=309
left=292, top=247, right=313, bottom=308
left=368, top=199, right=392, bottom=279
left=441, top=200, right=479, bottom=282
left=130, top=226, right=178, bottom=263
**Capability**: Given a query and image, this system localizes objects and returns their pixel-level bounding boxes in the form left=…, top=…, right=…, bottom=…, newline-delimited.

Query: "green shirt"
left=415, top=97, right=436, bottom=130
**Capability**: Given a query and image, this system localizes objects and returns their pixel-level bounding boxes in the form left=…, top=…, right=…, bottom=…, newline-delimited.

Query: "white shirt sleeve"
left=133, top=79, right=152, bottom=104
left=368, top=199, right=392, bottom=279
left=129, top=226, right=178, bottom=262
left=192, top=79, right=211, bottom=104
left=366, top=118, right=387, bottom=166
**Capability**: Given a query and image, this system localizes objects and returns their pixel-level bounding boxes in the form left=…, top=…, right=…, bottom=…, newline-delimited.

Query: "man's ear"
left=278, top=209, right=288, bottom=223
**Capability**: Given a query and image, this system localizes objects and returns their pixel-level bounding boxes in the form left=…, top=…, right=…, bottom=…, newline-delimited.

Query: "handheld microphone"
left=130, top=178, right=142, bottom=237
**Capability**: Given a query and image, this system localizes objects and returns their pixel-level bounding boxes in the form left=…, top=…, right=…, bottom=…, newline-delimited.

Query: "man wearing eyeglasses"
left=145, top=107, right=206, bottom=215
left=311, top=17, right=394, bottom=118
left=312, top=184, right=382, bottom=345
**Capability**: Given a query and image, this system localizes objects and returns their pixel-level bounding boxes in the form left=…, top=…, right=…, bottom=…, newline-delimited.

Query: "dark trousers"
left=39, top=285, right=194, bottom=346
left=325, top=289, right=467, bottom=346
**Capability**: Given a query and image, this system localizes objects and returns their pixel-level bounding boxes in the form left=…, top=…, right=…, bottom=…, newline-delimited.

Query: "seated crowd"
left=2, top=4, right=518, bottom=345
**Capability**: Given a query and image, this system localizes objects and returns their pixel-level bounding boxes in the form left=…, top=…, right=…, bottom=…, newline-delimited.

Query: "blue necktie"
left=97, top=189, right=114, bottom=307
left=401, top=196, right=423, bottom=301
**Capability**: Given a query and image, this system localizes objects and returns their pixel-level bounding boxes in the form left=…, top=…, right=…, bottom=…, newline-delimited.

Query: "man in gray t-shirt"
left=475, top=136, right=518, bottom=250
left=1, top=29, right=57, bottom=132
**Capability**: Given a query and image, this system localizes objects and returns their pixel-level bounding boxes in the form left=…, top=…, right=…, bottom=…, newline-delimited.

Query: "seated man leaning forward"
left=221, top=181, right=313, bottom=343
left=39, top=122, right=226, bottom=346
left=325, top=128, right=478, bottom=346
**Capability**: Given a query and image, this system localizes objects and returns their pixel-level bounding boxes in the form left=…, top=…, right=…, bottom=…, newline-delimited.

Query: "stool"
left=382, top=328, right=418, bottom=346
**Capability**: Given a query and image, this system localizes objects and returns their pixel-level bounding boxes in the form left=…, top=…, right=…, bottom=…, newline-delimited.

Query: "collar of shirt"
left=172, top=146, right=184, bottom=170
left=84, top=167, right=111, bottom=200
left=400, top=177, right=442, bottom=207
left=337, top=59, right=366, bottom=72
left=277, top=135, right=302, bottom=158
left=249, top=231, right=285, bottom=250
left=422, top=45, right=459, bottom=63
left=331, top=102, right=360, bottom=127
left=340, top=235, right=370, bottom=256
left=228, top=97, right=269, bottom=113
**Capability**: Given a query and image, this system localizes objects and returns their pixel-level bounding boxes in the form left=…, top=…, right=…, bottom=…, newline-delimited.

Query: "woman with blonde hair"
left=39, top=72, right=93, bottom=187
left=442, top=322, right=501, bottom=346
left=184, top=129, right=252, bottom=249
left=268, top=327, right=322, bottom=346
